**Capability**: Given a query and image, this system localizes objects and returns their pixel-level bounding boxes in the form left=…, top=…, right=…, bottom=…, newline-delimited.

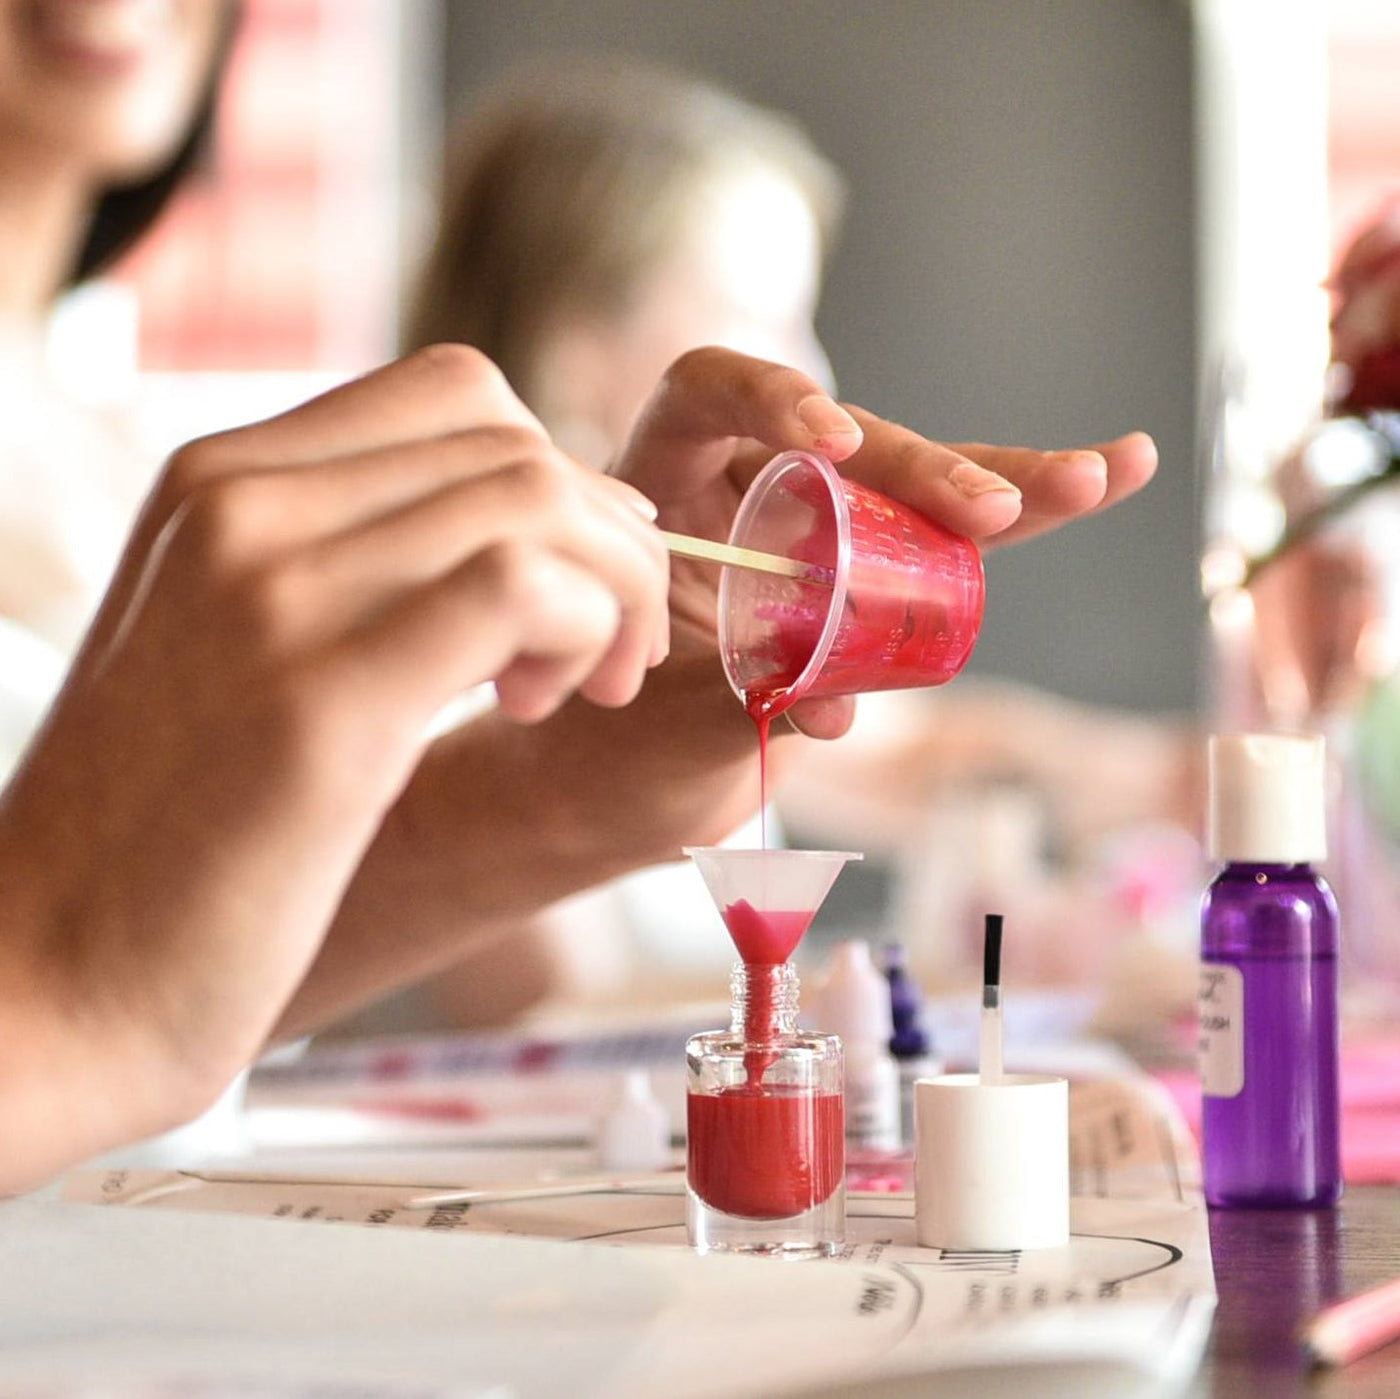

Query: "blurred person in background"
left=0, top=16, right=1163, bottom=1188
left=392, top=53, right=1200, bottom=1027
left=0, top=0, right=238, bottom=775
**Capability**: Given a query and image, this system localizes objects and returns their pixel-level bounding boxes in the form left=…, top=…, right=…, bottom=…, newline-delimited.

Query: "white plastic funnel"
left=684, top=847, right=862, bottom=964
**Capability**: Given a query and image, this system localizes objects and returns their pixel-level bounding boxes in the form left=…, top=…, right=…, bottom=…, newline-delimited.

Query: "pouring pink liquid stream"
left=687, top=452, right=984, bottom=1227
left=724, top=461, right=985, bottom=1041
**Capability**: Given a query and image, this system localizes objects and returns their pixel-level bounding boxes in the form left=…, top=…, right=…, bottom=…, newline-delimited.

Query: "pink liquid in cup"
left=720, top=450, right=985, bottom=723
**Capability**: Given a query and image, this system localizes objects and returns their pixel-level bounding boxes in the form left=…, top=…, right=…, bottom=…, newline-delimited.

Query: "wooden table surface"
left=1189, top=1184, right=1400, bottom=1397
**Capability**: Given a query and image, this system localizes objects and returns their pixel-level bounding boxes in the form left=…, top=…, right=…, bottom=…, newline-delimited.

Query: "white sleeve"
left=0, top=614, right=65, bottom=783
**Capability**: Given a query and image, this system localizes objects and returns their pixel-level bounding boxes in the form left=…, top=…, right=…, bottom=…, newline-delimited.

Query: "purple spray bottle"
left=1199, top=732, right=1341, bottom=1208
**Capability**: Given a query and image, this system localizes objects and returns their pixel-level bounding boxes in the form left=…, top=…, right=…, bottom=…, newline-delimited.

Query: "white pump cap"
left=1208, top=732, right=1327, bottom=864
left=815, top=939, right=894, bottom=1045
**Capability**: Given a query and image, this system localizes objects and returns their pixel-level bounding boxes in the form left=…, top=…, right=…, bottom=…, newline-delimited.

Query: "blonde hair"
left=403, top=54, right=845, bottom=411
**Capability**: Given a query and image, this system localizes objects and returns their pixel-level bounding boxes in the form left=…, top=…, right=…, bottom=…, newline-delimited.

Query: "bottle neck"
left=730, top=960, right=800, bottom=1040
left=1218, top=860, right=1319, bottom=878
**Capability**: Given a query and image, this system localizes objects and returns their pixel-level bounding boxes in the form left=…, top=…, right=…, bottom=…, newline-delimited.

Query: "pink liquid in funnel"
left=721, top=900, right=813, bottom=966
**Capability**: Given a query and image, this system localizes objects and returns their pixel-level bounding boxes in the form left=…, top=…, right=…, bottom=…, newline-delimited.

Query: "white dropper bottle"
left=816, top=939, right=901, bottom=1153
left=596, top=1069, right=671, bottom=1173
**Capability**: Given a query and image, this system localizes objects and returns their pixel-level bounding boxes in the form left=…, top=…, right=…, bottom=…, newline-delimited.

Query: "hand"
left=615, top=345, right=1158, bottom=737
left=0, top=346, right=669, bottom=1181
left=278, top=346, right=1158, bottom=1038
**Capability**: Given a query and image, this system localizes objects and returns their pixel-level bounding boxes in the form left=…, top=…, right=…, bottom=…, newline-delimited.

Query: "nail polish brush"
left=914, top=908, right=1070, bottom=1251
left=979, top=912, right=1004, bottom=1085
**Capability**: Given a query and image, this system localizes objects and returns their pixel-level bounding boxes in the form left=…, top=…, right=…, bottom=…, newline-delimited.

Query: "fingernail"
left=624, top=489, right=659, bottom=521
left=949, top=462, right=1021, bottom=499
left=796, top=394, right=862, bottom=446
left=1058, top=449, right=1108, bottom=472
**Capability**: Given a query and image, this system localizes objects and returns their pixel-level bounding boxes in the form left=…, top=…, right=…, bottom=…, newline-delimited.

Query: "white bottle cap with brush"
left=914, top=914, right=1069, bottom=1250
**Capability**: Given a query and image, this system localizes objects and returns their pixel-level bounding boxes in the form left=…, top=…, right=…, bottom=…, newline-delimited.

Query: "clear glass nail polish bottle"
left=686, top=959, right=845, bottom=1257
left=1199, top=733, right=1341, bottom=1208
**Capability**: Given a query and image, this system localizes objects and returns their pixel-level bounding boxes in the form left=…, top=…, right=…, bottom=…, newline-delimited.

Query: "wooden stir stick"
left=660, top=530, right=832, bottom=583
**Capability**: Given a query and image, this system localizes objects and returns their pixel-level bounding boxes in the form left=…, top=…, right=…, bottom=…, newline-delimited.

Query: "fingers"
left=784, top=693, right=858, bottom=742
left=1088, top=430, right=1159, bottom=510
left=91, top=346, right=564, bottom=647
left=179, top=345, right=545, bottom=474
left=170, top=435, right=665, bottom=632
left=833, top=407, right=1027, bottom=539
left=306, top=454, right=668, bottom=711
left=129, top=424, right=670, bottom=730
left=164, top=423, right=656, bottom=554
left=837, top=417, right=1157, bottom=547
left=616, top=346, right=1155, bottom=552
left=326, top=544, right=639, bottom=728
left=945, top=429, right=1158, bottom=548
left=619, top=347, right=865, bottom=503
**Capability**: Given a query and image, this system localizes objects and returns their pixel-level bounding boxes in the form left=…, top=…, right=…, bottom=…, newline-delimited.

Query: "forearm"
left=275, top=652, right=766, bottom=1038
left=0, top=1005, right=161, bottom=1196
left=0, top=899, right=214, bottom=1195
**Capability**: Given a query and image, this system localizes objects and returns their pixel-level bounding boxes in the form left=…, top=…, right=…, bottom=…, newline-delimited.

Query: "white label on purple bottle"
left=1198, top=962, right=1244, bottom=1098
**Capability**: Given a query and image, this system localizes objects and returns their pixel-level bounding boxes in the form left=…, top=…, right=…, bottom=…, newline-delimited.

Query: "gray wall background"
left=438, top=0, right=1202, bottom=715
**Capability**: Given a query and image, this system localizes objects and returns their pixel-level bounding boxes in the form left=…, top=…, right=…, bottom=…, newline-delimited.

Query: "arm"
left=0, top=342, right=1156, bottom=1187
left=0, top=346, right=668, bottom=1191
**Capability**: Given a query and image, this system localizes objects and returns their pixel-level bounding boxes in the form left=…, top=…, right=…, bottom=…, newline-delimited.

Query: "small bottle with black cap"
left=881, top=940, right=943, bottom=1148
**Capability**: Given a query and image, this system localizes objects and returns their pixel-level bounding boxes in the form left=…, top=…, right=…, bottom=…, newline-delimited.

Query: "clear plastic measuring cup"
left=718, top=449, right=985, bottom=717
